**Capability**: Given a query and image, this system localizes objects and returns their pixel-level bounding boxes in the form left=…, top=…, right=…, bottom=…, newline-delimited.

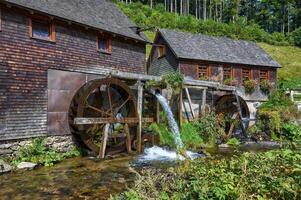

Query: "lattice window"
left=198, top=65, right=209, bottom=80
left=259, top=69, right=269, bottom=82
left=242, top=68, right=251, bottom=81
left=29, top=14, right=55, bottom=41
left=223, top=67, right=232, bottom=80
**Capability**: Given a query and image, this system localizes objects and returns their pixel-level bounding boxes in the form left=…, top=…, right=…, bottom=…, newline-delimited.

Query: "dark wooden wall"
left=0, top=5, right=146, bottom=141
left=148, top=37, right=178, bottom=76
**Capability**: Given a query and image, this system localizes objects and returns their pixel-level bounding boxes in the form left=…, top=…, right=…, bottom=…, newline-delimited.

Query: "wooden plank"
left=185, top=88, right=195, bottom=119
left=74, top=117, right=153, bottom=125
left=179, top=89, right=183, bottom=127
left=136, top=82, right=143, bottom=153
left=98, top=123, right=110, bottom=159
left=201, top=88, right=207, bottom=115
left=124, top=123, right=132, bottom=153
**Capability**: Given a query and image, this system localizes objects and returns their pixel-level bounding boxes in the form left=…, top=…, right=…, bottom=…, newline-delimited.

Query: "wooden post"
left=98, top=123, right=110, bottom=159
left=137, top=81, right=143, bottom=153
left=124, top=123, right=132, bottom=153
left=156, top=98, right=160, bottom=124
left=185, top=88, right=195, bottom=119
left=179, top=89, right=183, bottom=127
left=201, top=88, right=207, bottom=115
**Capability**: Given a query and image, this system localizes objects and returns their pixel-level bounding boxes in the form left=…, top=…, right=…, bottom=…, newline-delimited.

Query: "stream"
left=0, top=142, right=280, bottom=200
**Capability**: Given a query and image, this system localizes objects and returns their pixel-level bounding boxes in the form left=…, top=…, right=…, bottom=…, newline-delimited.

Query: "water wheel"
left=68, top=78, right=138, bottom=157
left=215, top=94, right=250, bottom=138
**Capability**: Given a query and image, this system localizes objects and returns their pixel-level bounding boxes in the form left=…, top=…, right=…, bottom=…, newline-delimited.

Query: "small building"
left=148, top=29, right=281, bottom=122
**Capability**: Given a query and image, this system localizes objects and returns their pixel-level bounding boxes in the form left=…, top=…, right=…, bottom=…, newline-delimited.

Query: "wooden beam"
left=74, top=117, right=153, bottom=125
left=179, top=89, right=183, bottom=127
left=201, top=88, right=207, bottom=115
left=136, top=82, right=143, bottom=153
left=185, top=88, right=195, bottom=119
left=124, top=123, right=132, bottom=154
left=156, top=100, right=160, bottom=124
left=98, top=123, right=110, bottom=159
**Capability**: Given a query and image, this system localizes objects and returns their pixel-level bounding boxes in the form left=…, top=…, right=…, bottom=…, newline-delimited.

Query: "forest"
left=118, top=0, right=301, bottom=34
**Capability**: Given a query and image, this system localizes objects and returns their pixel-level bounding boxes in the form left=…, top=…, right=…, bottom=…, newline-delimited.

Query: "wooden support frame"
left=201, top=88, right=207, bottom=115
left=179, top=89, right=183, bottom=127
left=74, top=117, right=153, bottom=125
left=185, top=88, right=195, bottom=119
left=136, top=81, right=143, bottom=153
left=98, top=123, right=110, bottom=159
left=124, top=123, right=132, bottom=153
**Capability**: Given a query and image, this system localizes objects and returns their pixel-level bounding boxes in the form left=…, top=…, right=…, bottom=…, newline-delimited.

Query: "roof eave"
left=2, top=1, right=149, bottom=44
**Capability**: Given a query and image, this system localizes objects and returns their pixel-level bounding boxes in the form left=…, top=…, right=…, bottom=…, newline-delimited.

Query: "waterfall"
left=153, top=92, right=184, bottom=148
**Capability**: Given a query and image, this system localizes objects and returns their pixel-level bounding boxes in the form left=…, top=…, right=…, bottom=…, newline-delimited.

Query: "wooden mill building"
left=148, top=29, right=280, bottom=121
left=0, top=0, right=151, bottom=155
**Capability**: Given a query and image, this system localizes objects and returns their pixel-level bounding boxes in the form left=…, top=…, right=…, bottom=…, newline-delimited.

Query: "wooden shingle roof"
left=159, top=29, right=280, bottom=67
left=3, top=0, right=149, bottom=43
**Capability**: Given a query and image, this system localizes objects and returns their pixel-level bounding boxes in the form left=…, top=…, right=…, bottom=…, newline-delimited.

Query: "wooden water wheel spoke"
left=86, top=103, right=111, bottom=117
left=107, top=84, right=114, bottom=116
left=115, top=97, right=130, bottom=114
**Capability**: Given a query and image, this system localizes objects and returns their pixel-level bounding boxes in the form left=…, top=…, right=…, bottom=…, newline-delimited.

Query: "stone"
left=0, top=159, right=12, bottom=174
left=17, top=162, right=37, bottom=170
left=218, top=144, right=230, bottom=148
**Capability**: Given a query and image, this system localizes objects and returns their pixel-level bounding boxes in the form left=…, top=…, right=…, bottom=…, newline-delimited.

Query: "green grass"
left=259, top=43, right=301, bottom=88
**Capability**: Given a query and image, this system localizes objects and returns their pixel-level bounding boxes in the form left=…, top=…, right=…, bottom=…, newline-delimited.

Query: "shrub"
left=290, top=27, right=301, bottom=47
left=223, top=78, right=238, bottom=86
left=193, top=111, right=224, bottom=145
left=281, top=122, right=301, bottom=142
left=180, top=122, right=203, bottom=149
left=12, top=138, right=81, bottom=167
left=161, top=72, right=184, bottom=95
left=256, top=110, right=282, bottom=138
left=244, top=80, right=257, bottom=94
left=260, top=80, right=272, bottom=94
left=226, top=137, right=240, bottom=146
left=114, top=149, right=301, bottom=200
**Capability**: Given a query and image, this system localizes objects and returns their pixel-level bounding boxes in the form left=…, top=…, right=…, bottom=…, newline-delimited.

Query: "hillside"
left=259, top=44, right=301, bottom=88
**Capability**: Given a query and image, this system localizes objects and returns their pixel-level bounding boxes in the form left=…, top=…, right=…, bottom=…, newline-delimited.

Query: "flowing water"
left=154, top=92, right=184, bottom=148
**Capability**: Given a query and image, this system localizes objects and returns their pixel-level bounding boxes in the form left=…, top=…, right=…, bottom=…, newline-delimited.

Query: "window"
left=97, top=35, right=112, bottom=53
left=29, top=15, right=55, bottom=41
left=259, top=69, right=269, bottom=82
left=157, top=45, right=165, bottom=58
left=242, top=68, right=252, bottom=81
left=223, top=67, right=232, bottom=80
left=198, top=65, right=210, bottom=80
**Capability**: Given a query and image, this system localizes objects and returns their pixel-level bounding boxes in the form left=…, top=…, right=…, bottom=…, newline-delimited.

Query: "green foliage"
left=223, top=78, right=237, bottom=86
left=243, top=79, right=257, bottom=94
left=193, top=111, right=223, bottom=146
left=259, top=43, right=301, bottom=89
left=290, top=27, right=301, bottom=47
left=115, top=148, right=301, bottom=200
left=180, top=122, right=203, bottom=149
left=149, top=122, right=204, bottom=149
left=260, top=79, right=272, bottom=94
left=161, top=72, right=184, bottom=95
left=145, top=72, right=183, bottom=95
left=149, top=123, right=175, bottom=148
left=12, top=138, right=82, bottom=167
left=117, top=2, right=292, bottom=46
left=256, top=110, right=282, bottom=137
left=281, top=122, right=301, bottom=142
left=251, top=90, right=301, bottom=141
left=226, top=138, right=240, bottom=146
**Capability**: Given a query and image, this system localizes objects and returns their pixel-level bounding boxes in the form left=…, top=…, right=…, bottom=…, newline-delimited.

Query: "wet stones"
left=0, top=159, right=12, bottom=174
left=17, top=162, right=37, bottom=170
